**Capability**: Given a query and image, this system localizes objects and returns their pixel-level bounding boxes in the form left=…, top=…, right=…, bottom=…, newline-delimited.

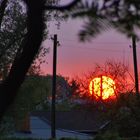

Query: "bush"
left=105, top=93, right=140, bottom=137
left=0, top=116, right=15, bottom=136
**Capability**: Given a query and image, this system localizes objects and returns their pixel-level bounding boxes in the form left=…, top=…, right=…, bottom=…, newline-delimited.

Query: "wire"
left=59, top=39, right=130, bottom=45
left=58, top=43, right=131, bottom=53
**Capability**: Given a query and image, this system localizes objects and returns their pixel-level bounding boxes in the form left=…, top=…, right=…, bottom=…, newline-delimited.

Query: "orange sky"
left=41, top=19, right=140, bottom=84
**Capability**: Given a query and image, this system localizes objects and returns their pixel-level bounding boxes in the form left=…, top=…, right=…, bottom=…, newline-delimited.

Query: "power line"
left=58, top=44, right=132, bottom=53
left=57, top=38, right=130, bottom=45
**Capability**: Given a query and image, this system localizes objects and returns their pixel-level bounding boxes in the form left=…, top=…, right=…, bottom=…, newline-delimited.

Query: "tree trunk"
left=0, top=0, right=45, bottom=119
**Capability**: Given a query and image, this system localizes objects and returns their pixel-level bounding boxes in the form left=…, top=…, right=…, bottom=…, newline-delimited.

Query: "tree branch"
left=44, top=0, right=81, bottom=11
left=0, top=0, right=8, bottom=27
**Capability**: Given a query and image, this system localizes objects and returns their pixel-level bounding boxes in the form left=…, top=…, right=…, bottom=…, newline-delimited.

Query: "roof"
left=32, top=110, right=107, bottom=133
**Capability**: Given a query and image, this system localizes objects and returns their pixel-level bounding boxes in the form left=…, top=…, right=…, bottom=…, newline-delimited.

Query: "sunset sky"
left=41, top=18, right=140, bottom=79
left=40, top=0, right=140, bottom=78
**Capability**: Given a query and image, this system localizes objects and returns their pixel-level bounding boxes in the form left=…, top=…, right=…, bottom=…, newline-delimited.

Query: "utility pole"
left=51, top=34, right=58, bottom=138
left=100, top=75, right=103, bottom=100
left=92, top=80, right=94, bottom=99
left=132, top=35, right=139, bottom=98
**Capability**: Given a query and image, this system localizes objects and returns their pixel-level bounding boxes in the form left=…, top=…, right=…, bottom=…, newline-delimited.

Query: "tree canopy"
left=0, top=0, right=26, bottom=79
left=65, top=0, right=140, bottom=41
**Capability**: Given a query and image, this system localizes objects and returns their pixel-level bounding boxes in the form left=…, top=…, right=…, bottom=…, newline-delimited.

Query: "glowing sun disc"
left=89, top=76, right=116, bottom=100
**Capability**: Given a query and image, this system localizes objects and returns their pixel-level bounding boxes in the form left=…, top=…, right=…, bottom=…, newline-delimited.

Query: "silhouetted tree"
left=0, top=0, right=46, bottom=119
left=69, top=78, right=81, bottom=98
left=71, top=60, right=134, bottom=101
left=0, top=0, right=80, bottom=120
left=70, top=0, right=140, bottom=41
left=0, top=0, right=52, bottom=78
left=0, top=0, right=26, bottom=79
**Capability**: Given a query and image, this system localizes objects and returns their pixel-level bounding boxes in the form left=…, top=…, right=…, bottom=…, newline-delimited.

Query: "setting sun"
left=89, top=76, right=116, bottom=100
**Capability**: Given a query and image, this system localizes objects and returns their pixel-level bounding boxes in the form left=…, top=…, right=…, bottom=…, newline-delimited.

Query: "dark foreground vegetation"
left=94, top=92, right=140, bottom=140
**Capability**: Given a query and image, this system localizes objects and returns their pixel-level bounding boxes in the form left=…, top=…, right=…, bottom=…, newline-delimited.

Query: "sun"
left=89, top=76, right=116, bottom=100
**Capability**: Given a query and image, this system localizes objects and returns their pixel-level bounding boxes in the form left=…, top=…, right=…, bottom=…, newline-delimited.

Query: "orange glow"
left=89, top=76, right=116, bottom=100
